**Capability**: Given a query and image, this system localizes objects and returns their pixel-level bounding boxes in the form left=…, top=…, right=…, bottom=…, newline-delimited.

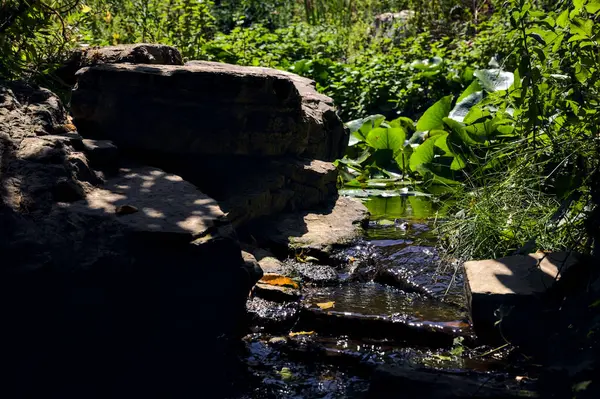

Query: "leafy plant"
left=336, top=65, right=519, bottom=188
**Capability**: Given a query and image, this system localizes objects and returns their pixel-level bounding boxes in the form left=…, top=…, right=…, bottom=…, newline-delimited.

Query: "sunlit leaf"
left=416, top=95, right=453, bottom=131
left=316, top=301, right=335, bottom=310
left=260, top=274, right=300, bottom=289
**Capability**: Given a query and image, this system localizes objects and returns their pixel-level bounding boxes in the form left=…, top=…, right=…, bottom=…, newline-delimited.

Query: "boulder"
left=464, top=251, right=581, bottom=345
left=71, top=61, right=348, bottom=161
left=245, top=196, right=369, bottom=258
left=57, top=43, right=183, bottom=84
left=1, top=81, right=251, bottom=398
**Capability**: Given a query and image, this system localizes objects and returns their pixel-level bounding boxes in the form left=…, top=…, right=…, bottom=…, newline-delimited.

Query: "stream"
left=237, top=194, right=537, bottom=398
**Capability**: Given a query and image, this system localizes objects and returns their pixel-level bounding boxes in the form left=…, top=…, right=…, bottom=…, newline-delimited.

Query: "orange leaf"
left=316, top=301, right=335, bottom=310
left=289, top=331, right=315, bottom=337
left=260, top=273, right=299, bottom=289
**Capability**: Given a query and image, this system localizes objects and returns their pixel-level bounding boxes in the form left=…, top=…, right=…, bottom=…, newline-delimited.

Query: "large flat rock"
left=247, top=196, right=369, bottom=257
left=69, top=166, right=225, bottom=238
left=464, top=251, right=580, bottom=345
left=71, top=61, right=348, bottom=161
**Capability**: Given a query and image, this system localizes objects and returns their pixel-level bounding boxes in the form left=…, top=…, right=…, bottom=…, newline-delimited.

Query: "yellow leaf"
left=259, top=274, right=299, bottom=289
left=289, top=331, right=315, bottom=337
left=81, top=5, right=91, bottom=13
left=316, top=301, right=335, bottom=310
left=278, top=367, right=294, bottom=381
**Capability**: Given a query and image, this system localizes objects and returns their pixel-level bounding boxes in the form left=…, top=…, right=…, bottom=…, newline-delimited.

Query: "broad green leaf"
left=409, top=136, right=438, bottom=172
left=416, top=95, right=453, bottom=132
left=570, top=18, right=593, bottom=38
left=366, top=127, right=406, bottom=154
left=389, top=116, right=415, bottom=132
left=456, top=79, right=483, bottom=103
left=474, top=69, right=514, bottom=92
left=586, top=0, right=600, bottom=13
left=556, top=10, right=569, bottom=27
left=463, top=106, right=491, bottom=124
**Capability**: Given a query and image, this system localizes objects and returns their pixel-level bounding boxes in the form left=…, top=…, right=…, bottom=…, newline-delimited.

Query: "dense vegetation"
left=1, top=0, right=598, bottom=263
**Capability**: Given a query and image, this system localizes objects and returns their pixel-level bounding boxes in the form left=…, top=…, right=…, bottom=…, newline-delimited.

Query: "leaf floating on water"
left=278, top=367, right=294, bottom=381
left=289, top=331, right=315, bottom=337
left=316, top=301, right=335, bottom=310
left=260, top=274, right=300, bottom=289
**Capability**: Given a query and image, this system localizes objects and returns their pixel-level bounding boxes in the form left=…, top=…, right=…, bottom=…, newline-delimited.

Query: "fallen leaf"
left=316, top=301, right=335, bottom=310
left=278, top=367, right=294, bottom=381
left=289, top=331, right=315, bottom=337
left=260, top=273, right=300, bottom=289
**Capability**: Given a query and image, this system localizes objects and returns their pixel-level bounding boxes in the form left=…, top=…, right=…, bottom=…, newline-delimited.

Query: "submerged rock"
left=298, top=283, right=472, bottom=348
left=247, top=297, right=300, bottom=332
left=291, top=261, right=340, bottom=286
left=368, top=364, right=538, bottom=399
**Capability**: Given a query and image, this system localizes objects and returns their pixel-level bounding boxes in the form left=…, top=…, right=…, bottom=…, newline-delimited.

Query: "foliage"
left=437, top=0, right=600, bottom=260
left=0, top=0, right=80, bottom=82
left=336, top=66, right=519, bottom=188
left=74, top=0, right=216, bottom=59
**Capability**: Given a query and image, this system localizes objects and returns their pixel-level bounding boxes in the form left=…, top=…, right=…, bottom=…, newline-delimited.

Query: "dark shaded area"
left=0, top=81, right=253, bottom=398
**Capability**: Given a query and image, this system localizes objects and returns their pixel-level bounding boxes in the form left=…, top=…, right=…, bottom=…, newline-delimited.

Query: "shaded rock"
left=247, top=196, right=369, bottom=258
left=368, top=365, right=538, bottom=399
left=57, top=43, right=183, bottom=85
left=464, top=251, right=581, bottom=345
left=1, top=81, right=252, bottom=398
left=82, top=139, right=119, bottom=172
left=71, top=61, right=347, bottom=160
left=253, top=283, right=301, bottom=302
left=241, top=251, right=264, bottom=292
left=240, top=245, right=295, bottom=276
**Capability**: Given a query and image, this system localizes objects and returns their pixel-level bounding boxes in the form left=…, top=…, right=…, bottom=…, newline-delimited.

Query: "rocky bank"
left=0, top=44, right=368, bottom=398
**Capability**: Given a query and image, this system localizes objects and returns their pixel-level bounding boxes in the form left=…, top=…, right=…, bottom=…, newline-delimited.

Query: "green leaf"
left=366, top=127, right=407, bottom=154
left=410, top=56, right=443, bottom=71
left=416, top=95, right=453, bottom=132
left=346, top=115, right=386, bottom=135
left=389, top=116, right=415, bottom=132
left=570, top=18, right=593, bottom=38
left=556, top=10, right=569, bottom=27
left=409, top=136, right=438, bottom=172
left=456, top=79, right=483, bottom=103
left=586, top=0, right=600, bottom=13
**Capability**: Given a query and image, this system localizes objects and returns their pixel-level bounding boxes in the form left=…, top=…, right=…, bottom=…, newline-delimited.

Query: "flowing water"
left=237, top=195, right=536, bottom=398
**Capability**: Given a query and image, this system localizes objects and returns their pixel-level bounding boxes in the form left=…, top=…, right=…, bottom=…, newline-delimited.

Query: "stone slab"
left=464, top=251, right=581, bottom=345
left=249, top=196, right=369, bottom=257
left=70, top=166, right=225, bottom=238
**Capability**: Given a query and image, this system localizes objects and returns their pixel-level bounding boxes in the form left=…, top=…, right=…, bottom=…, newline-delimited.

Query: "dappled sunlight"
left=71, top=165, right=225, bottom=237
